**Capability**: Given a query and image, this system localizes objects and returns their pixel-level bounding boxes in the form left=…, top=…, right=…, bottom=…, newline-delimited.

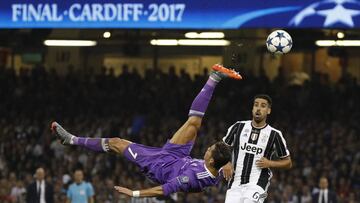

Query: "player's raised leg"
left=51, top=122, right=131, bottom=154
left=170, top=64, right=241, bottom=145
left=51, top=64, right=241, bottom=152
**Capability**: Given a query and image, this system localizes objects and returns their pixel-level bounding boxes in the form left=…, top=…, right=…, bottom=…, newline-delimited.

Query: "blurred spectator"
left=0, top=178, right=13, bottom=202
left=312, top=177, right=337, bottom=203
left=26, top=167, right=54, bottom=203
left=10, top=180, right=26, bottom=203
left=66, top=169, right=94, bottom=203
left=299, top=185, right=312, bottom=203
left=0, top=65, right=358, bottom=202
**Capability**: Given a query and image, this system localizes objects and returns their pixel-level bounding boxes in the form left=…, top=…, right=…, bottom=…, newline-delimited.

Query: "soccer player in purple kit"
left=51, top=64, right=242, bottom=198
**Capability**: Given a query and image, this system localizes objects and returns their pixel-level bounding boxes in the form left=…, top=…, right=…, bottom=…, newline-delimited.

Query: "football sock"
left=73, top=137, right=110, bottom=152
left=189, top=72, right=221, bottom=117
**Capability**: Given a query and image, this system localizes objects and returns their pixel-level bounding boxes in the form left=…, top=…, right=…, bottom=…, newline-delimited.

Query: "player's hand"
left=114, top=186, right=133, bottom=196
left=256, top=157, right=272, bottom=169
left=222, top=162, right=233, bottom=181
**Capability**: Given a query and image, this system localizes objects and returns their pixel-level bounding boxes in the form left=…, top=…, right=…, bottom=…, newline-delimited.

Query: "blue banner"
left=1, top=0, right=360, bottom=28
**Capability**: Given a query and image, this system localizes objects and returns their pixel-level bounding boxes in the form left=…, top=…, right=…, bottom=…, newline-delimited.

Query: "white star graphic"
left=317, top=4, right=360, bottom=27
left=291, top=5, right=317, bottom=26
left=332, top=0, right=350, bottom=4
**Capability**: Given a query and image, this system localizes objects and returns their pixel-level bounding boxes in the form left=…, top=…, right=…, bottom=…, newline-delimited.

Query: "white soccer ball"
left=266, top=30, right=292, bottom=54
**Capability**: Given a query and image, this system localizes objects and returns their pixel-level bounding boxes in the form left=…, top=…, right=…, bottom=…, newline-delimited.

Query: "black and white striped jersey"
left=222, top=120, right=290, bottom=191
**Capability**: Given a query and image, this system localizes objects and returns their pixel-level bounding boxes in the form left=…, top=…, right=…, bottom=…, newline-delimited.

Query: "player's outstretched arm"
left=256, top=131, right=292, bottom=169
left=256, top=156, right=292, bottom=169
left=222, top=162, right=234, bottom=181
left=221, top=122, right=241, bottom=181
left=114, top=185, right=164, bottom=197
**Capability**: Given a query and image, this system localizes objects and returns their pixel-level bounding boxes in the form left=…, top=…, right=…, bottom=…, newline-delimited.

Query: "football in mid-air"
left=266, top=30, right=292, bottom=54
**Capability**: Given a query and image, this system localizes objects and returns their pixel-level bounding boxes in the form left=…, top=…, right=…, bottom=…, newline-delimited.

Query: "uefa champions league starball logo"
left=266, top=30, right=293, bottom=54
left=223, top=0, right=360, bottom=28
left=289, top=0, right=360, bottom=27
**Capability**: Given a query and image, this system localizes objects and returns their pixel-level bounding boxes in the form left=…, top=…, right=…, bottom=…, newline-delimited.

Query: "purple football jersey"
left=123, top=141, right=222, bottom=196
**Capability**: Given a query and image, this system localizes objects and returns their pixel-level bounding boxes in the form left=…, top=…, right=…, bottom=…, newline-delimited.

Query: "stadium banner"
left=0, top=0, right=359, bottom=28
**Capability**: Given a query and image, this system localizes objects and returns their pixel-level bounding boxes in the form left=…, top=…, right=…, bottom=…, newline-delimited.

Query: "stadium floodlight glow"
left=150, top=39, right=178, bottom=46
left=150, top=39, right=230, bottom=46
left=44, top=40, right=97, bottom=47
left=178, top=39, right=230, bottom=46
left=185, top=32, right=198, bottom=38
left=336, top=40, right=360, bottom=46
left=337, top=32, right=345, bottom=39
left=315, top=40, right=360, bottom=47
left=315, top=40, right=336, bottom=46
left=103, top=31, right=111, bottom=38
left=185, top=32, right=225, bottom=39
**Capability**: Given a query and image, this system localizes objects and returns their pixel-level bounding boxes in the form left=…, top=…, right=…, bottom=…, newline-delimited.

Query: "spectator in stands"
left=312, top=176, right=337, bottom=203
left=26, top=167, right=54, bottom=203
left=66, top=169, right=94, bottom=203
left=0, top=65, right=358, bottom=202
left=10, top=180, right=26, bottom=203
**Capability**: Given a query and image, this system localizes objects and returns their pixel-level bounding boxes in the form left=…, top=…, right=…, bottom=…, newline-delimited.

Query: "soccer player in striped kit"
left=51, top=64, right=242, bottom=198
left=222, top=94, right=292, bottom=203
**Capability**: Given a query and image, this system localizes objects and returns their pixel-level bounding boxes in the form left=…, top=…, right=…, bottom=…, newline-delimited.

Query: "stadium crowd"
left=0, top=64, right=359, bottom=203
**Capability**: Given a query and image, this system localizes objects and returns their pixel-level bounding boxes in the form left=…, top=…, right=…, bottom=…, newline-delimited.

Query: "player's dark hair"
left=73, top=168, right=84, bottom=173
left=212, top=141, right=232, bottom=170
left=254, top=94, right=272, bottom=107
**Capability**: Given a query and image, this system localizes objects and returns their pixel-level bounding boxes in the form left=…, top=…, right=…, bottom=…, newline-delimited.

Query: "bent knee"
left=109, top=137, right=123, bottom=145
left=109, top=138, right=131, bottom=153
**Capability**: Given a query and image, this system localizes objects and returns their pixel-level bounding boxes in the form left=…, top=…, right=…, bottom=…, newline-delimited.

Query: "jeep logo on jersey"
left=240, top=142, right=263, bottom=155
